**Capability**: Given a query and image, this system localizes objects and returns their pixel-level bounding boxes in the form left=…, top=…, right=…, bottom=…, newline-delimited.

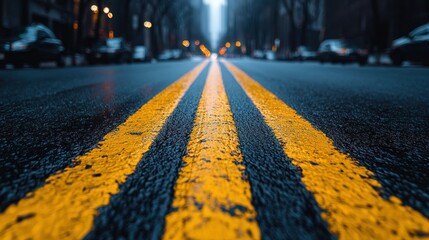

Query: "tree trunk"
left=95, top=0, right=102, bottom=40
left=281, top=0, right=297, bottom=52
left=72, top=0, right=86, bottom=66
left=124, top=0, right=132, bottom=43
left=289, top=19, right=297, bottom=52
left=371, top=0, right=381, bottom=64
left=300, top=0, right=309, bottom=46
left=156, top=22, right=163, bottom=51
left=76, top=0, right=86, bottom=52
left=150, top=25, right=160, bottom=58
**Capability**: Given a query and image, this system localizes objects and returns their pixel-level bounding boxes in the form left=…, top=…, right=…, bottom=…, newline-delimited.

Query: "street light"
left=235, top=41, right=242, bottom=47
left=107, top=12, right=113, bottom=19
left=103, top=7, right=110, bottom=14
left=182, top=40, right=190, bottom=48
left=90, top=5, right=98, bottom=13
left=144, top=21, right=152, bottom=29
left=73, top=21, right=78, bottom=30
left=225, top=42, right=231, bottom=48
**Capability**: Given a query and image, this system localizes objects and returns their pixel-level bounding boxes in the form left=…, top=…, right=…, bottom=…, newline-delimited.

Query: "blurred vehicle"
left=294, top=46, right=317, bottom=61
left=0, top=24, right=64, bottom=68
left=252, top=50, right=265, bottom=59
left=158, top=50, right=174, bottom=61
left=133, top=46, right=149, bottom=62
left=318, top=39, right=368, bottom=65
left=276, top=50, right=293, bottom=61
left=86, top=38, right=132, bottom=64
left=171, top=49, right=184, bottom=60
left=264, top=50, right=277, bottom=61
left=390, top=22, right=429, bottom=66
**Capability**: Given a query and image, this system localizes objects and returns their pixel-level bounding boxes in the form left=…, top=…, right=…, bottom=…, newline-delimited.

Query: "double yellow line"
left=163, top=62, right=259, bottom=240
left=0, top=60, right=428, bottom=240
left=223, top=62, right=429, bottom=239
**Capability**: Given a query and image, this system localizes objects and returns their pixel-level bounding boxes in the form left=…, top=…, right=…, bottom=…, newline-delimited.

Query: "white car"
left=294, top=46, right=317, bottom=61
left=264, top=50, right=276, bottom=61
left=133, top=46, right=148, bottom=62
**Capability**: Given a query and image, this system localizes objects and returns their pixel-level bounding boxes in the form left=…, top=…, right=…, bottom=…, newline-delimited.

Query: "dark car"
left=390, top=23, right=429, bottom=66
left=318, top=39, right=368, bottom=65
left=0, top=24, right=64, bottom=68
left=86, top=38, right=132, bottom=64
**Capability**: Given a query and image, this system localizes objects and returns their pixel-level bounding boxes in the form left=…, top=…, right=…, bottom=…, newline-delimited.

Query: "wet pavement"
left=0, top=59, right=428, bottom=239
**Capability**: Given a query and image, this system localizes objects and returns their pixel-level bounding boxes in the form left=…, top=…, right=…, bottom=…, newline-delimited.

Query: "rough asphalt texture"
left=0, top=62, right=198, bottom=212
left=1, top=59, right=428, bottom=239
left=221, top=63, right=333, bottom=239
left=230, top=60, right=429, bottom=219
left=86, top=62, right=209, bottom=240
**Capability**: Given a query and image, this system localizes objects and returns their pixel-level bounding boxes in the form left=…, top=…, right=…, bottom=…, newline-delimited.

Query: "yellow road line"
left=223, top=61, right=429, bottom=239
left=163, top=61, right=260, bottom=240
left=0, top=61, right=208, bottom=240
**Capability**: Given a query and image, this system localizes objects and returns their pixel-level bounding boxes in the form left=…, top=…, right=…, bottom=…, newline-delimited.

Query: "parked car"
left=276, top=50, right=293, bottom=61
left=158, top=50, right=174, bottom=61
left=252, top=50, right=265, bottom=59
left=171, top=49, right=184, bottom=60
left=86, top=38, right=132, bottom=64
left=264, top=50, right=277, bottom=61
left=318, top=39, right=368, bottom=65
left=133, top=45, right=149, bottom=62
left=294, top=46, right=317, bottom=61
left=0, top=24, right=65, bottom=68
left=390, top=22, right=429, bottom=66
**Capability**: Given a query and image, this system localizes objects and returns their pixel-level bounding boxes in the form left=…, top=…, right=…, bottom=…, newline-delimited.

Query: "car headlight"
left=11, top=41, right=29, bottom=51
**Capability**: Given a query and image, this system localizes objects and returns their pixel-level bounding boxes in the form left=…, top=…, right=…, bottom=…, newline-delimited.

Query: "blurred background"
left=222, top=0, right=429, bottom=63
left=0, top=0, right=428, bottom=67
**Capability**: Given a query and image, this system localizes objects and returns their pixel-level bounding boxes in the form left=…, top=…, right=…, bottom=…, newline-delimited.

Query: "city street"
left=1, top=59, right=428, bottom=239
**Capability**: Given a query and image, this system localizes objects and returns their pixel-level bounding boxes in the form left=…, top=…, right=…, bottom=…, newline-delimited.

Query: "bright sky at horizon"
left=204, top=0, right=226, bottom=49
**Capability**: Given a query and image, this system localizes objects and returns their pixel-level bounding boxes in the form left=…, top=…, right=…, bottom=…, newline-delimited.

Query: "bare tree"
left=144, top=0, right=174, bottom=57
left=371, top=0, right=381, bottom=64
left=280, top=0, right=323, bottom=50
left=76, top=0, right=97, bottom=52
left=280, top=0, right=297, bottom=51
left=300, top=0, right=322, bottom=46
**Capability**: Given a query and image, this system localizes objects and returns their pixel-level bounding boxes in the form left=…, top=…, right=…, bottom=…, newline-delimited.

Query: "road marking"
left=0, top=61, right=208, bottom=240
left=163, top=61, right=260, bottom=240
left=223, top=61, right=429, bottom=239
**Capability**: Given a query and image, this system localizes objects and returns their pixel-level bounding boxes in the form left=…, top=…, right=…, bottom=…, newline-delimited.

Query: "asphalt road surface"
left=0, top=59, right=428, bottom=239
